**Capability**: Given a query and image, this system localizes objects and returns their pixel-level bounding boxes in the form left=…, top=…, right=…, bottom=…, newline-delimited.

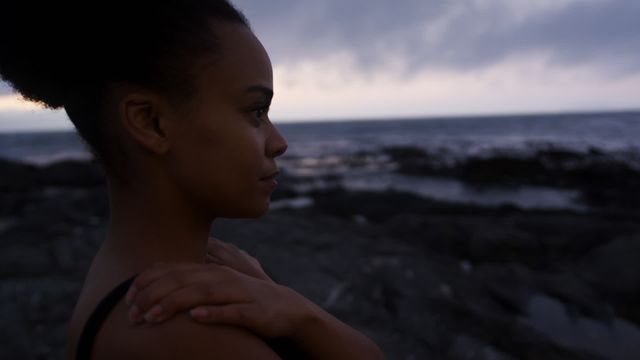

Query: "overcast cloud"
left=2, top=0, right=638, bottom=93
left=1, top=0, right=638, bottom=126
left=0, top=81, right=11, bottom=96
left=234, top=0, right=640, bottom=76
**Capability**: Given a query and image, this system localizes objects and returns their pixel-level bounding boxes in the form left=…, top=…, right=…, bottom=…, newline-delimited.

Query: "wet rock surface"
left=1, top=157, right=639, bottom=359
left=382, top=145, right=640, bottom=210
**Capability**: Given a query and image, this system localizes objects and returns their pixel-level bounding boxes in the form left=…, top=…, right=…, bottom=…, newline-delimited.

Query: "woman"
left=0, top=1, right=384, bottom=359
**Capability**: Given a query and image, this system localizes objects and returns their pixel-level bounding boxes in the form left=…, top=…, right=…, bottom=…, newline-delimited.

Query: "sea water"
left=1, top=111, right=639, bottom=210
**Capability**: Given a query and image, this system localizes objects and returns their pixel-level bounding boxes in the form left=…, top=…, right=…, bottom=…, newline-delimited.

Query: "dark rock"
left=382, top=145, right=429, bottom=160
left=382, top=145, right=450, bottom=176
left=306, top=186, right=512, bottom=224
left=37, top=160, right=106, bottom=188
left=581, top=234, right=640, bottom=324
left=271, top=185, right=300, bottom=201
left=2, top=168, right=640, bottom=359
left=0, top=157, right=107, bottom=192
left=459, top=155, right=549, bottom=186
left=0, top=157, right=39, bottom=192
left=448, top=334, right=516, bottom=360
left=0, top=243, right=54, bottom=277
left=382, top=145, right=640, bottom=210
left=0, top=300, right=32, bottom=360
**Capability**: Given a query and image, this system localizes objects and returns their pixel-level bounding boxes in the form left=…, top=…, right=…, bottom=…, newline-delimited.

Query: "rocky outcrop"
left=1, top=158, right=639, bottom=359
left=382, top=145, right=640, bottom=210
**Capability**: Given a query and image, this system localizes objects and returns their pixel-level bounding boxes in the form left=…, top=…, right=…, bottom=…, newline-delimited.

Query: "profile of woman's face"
left=166, top=21, right=288, bottom=219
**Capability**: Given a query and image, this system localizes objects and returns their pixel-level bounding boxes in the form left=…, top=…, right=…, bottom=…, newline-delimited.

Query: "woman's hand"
left=123, top=238, right=386, bottom=359
left=125, top=261, right=314, bottom=339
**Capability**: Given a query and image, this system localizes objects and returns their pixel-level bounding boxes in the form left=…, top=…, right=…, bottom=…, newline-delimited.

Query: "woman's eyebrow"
left=244, top=85, right=274, bottom=100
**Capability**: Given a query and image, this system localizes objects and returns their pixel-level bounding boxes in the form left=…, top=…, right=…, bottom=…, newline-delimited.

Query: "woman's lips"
left=260, top=170, right=279, bottom=181
left=259, top=170, right=279, bottom=191
left=260, top=178, right=278, bottom=191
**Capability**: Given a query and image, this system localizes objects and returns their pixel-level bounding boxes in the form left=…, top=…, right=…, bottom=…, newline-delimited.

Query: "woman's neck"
left=98, top=178, right=213, bottom=276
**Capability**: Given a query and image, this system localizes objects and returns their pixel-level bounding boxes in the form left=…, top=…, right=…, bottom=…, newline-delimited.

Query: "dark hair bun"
left=0, top=3, right=79, bottom=108
left=0, top=1, right=249, bottom=110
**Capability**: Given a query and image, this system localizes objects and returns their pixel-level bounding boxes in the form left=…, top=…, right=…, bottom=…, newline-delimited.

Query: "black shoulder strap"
left=76, top=275, right=137, bottom=360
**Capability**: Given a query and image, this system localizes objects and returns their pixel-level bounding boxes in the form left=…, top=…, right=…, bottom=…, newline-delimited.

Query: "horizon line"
left=0, top=107, right=639, bottom=134
left=275, top=108, right=640, bottom=125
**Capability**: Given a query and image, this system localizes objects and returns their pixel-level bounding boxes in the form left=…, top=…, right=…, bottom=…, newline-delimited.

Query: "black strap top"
left=76, top=275, right=136, bottom=360
left=75, top=275, right=308, bottom=359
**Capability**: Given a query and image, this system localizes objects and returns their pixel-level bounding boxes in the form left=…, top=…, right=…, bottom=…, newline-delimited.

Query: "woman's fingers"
left=189, top=304, right=258, bottom=325
left=205, top=253, right=226, bottom=265
left=124, top=260, right=307, bottom=339
left=126, top=262, right=200, bottom=305
left=188, top=303, right=285, bottom=338
left=128, top=265, right=235, bottom=322
left=206, top=237, right=227, bottom=254
left=141, top=281, right=249, bottom=323
left=125, top=239, right=275, bottom=327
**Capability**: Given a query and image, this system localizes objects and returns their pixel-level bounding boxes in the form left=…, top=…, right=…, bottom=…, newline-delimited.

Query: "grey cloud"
left=433, top=0, right=640, bottom=74
left=0, top=81, right=13, bottom=95
left=233, top=0, right=640, bottom=75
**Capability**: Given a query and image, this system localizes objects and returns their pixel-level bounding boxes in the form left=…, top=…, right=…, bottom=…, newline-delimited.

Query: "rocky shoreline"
left=1, top=157, right=639, bottom=359
left=376, top=144, right=640, bottom=210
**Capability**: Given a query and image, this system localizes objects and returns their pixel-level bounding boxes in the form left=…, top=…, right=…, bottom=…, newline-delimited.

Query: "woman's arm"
left=126, top=238, right=385, bottom=359
left=292, top=301, right=385, bottom=360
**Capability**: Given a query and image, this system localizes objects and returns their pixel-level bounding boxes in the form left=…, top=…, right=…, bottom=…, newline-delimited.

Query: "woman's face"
left=167, top=22, right=288, bottom=219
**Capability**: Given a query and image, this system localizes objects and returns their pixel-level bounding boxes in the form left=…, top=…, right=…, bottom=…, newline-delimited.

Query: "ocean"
left=1, top=111, right=639, bottom=210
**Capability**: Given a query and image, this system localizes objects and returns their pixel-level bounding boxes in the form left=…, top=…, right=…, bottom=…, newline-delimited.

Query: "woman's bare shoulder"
left=94, top=300, right=282, bottom=360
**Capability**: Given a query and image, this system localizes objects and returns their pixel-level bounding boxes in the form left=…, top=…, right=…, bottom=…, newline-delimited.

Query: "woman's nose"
left=267, top=123, right=288, bottom=158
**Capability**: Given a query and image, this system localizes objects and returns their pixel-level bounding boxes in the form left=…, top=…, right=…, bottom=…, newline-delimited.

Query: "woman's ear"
left=119, top=92, right=172, bottom=155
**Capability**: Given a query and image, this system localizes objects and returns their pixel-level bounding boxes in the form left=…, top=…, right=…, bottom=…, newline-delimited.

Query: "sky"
left=1, top=0, right=639, bottom=132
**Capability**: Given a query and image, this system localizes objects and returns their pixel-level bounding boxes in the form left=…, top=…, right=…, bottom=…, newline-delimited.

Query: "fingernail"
left=125, top=286, right=137, bottom=306
left=145, top=305, right=163, bottom=322
left=190, top=308, right=209, bottom=318
left=129, top=305, right=142, bottom=323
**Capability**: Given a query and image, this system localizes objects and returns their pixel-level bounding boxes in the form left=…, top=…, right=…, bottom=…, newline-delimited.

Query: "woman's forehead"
left=195, top=22, right=273, bottom=95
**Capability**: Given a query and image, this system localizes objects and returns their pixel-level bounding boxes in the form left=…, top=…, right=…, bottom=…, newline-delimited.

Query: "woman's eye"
left=253, top=106, right=269, bottom=122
